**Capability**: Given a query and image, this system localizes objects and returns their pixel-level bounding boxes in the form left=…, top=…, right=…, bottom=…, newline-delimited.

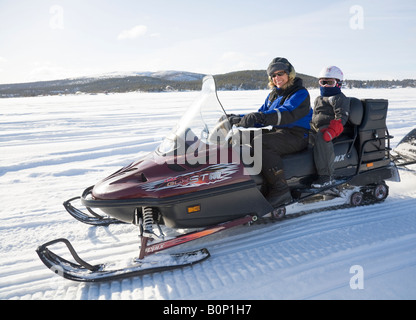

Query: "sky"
left=0, top=0, right=415, bottom=84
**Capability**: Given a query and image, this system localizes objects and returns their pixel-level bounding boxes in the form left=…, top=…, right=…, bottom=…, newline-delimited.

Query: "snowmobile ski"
left=63, top=196, right=125, bottom=226
left=36, top=238, right=210, bottom=282
left=37, top=215, right=255, bottom=282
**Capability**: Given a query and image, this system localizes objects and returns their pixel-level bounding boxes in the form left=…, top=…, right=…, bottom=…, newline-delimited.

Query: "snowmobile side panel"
left=81, top=180, right=273, bottom=227
left=281, top=141, right=359, bottom=183
left=333, top=141, right=359, bottom=174
left=281, top=147, right=315, bottom=180
left=160, top=182, right=273, bottom=228
left=349, top=162, right=400, bottom=186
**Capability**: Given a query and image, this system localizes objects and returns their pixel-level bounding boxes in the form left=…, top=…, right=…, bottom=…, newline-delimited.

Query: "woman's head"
left=267, top=57, right=296, bottom=89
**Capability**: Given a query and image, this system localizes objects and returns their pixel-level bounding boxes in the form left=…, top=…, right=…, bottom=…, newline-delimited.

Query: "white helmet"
left=319, top=66, right=344, bottom=81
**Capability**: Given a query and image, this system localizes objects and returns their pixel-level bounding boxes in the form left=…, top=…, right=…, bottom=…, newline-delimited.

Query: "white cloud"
left=216, top=51, right=258, bottom=71
left=0, top=56, right=7, bottom=64
left=26, top=62, right=69, bottom=82
left=22, top=62, right=96, bottom=83
left=117, top=25, right=148, bottom=40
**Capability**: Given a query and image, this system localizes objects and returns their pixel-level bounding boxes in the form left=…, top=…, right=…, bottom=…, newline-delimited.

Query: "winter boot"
left=263, top=167, right=292, bottom=208
left=311, top=175, right=334, bottom=188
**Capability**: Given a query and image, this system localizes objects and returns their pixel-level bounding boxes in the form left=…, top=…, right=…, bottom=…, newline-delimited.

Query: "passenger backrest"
left=338, top=97, right=363, bottom=139
left=348, top=98, right=364, bottom=126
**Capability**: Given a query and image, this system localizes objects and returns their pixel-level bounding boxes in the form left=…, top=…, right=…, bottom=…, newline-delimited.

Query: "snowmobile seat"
left=282, top=145, right=315, bottom=180
left=282, top=98, right=365, bottom=182
left=261, top=98, right=375, bottom=186
left=280, top=98, right=364, bottom=182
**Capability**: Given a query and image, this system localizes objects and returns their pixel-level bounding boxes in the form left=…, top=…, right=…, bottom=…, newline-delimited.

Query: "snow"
left=0, top=88, right=416, bottom=300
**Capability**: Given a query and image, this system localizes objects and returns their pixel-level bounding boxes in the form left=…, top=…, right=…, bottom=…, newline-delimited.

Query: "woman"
left=238, top=57, right=312, bottom=208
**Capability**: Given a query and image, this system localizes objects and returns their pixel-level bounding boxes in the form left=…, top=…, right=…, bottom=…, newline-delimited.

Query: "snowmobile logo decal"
left=142, top=163, right=239, bottom=192
left=335, top=154, right=347, bottom=162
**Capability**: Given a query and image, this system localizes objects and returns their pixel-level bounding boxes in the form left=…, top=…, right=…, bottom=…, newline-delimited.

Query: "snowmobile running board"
left=36, top=215, right=255, bottom=282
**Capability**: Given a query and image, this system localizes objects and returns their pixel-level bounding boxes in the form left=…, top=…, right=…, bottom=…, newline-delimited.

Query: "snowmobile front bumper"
left=63, top=196, right=126, bottom=226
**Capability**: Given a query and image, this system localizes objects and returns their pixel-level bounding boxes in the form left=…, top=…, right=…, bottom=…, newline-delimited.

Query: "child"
left=311, top=66, right=350, bottom=188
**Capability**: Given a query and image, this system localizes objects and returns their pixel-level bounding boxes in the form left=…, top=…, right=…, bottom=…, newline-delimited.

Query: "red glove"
left=321, top=119, right=344, bottom=142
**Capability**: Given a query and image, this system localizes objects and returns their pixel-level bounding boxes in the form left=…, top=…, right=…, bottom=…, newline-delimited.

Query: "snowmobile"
left=37, top=75, right=415, bottom=282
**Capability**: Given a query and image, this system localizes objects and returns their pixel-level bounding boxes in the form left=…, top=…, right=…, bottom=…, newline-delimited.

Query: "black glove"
left=238, top=112, right=266, bottom=128
left=238, top=111, right=280, bottom=128
left=226, top=114, right=242, bottom=125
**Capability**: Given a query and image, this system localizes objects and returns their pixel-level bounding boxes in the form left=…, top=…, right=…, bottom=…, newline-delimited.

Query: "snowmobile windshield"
left=157, top=76, right=231, bottom=156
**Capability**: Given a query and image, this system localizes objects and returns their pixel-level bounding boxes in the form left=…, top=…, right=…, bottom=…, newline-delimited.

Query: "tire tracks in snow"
left=3, top=197, right=414, bottom=300
left=210, top=198, right=415, bottom=257
left=73, top=197, right=416, bottom=300
left=167, top=198, right=416, bottom=299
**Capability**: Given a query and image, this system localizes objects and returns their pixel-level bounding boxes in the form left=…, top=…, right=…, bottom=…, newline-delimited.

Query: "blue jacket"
left=258, top=77, right=312, bottom=130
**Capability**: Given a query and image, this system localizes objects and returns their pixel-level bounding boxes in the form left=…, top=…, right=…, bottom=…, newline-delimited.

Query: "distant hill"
left=0, top=71, right=205, bottom=98
left=214, top=70, right=317, bottom=91
left=0, top=70, right=415, bottom=98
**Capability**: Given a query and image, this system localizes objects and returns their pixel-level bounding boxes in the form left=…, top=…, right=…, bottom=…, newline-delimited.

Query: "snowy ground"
left=0, top=87, right=415, bottom=300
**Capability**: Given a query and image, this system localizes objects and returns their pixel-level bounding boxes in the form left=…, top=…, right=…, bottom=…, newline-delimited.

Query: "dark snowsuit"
left=238, top=76, right=312, bottom=207
left=256, top=77, right=312, bottom=172
left=311, top=93, right=350, bottom=176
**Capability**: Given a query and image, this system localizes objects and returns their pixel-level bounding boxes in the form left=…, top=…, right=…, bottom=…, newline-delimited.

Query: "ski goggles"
left=319, top=79, right=338, bottom=87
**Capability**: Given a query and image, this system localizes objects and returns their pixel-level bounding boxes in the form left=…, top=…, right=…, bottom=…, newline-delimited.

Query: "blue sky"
left=0, top=0, right=415, bottom=84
